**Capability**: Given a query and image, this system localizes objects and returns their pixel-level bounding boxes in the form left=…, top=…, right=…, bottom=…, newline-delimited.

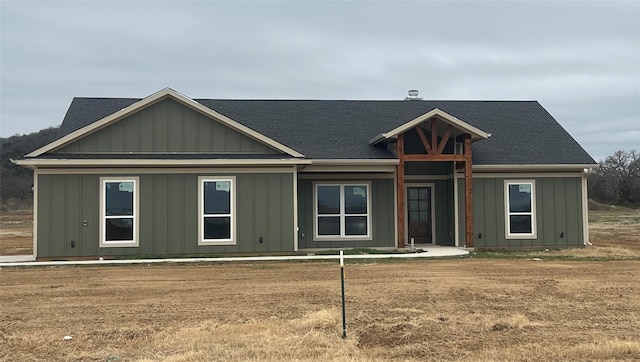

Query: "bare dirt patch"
left=1, top=260, right=640, bottom=361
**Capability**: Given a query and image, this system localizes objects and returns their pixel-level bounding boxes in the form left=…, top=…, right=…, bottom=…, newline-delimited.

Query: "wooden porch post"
left=464, top=135, right=474, bottom=247
left=397, top=134, right=405, bottom=248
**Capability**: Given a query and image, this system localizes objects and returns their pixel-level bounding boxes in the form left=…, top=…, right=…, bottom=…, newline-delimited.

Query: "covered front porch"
left=369, top=108, right=491, bottom=248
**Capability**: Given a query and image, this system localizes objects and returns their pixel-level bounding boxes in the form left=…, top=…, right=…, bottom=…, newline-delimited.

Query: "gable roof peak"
left=369, top=107, right=491, bottom=145
left=26, top=88, right=305, bottom=158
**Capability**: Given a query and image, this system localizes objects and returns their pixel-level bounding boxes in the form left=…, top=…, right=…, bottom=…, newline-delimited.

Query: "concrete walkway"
left=0, top=247, right=469, bottom=268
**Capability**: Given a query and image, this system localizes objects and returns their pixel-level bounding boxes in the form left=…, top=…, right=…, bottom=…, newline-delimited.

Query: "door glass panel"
left=419, top=200, right=428, bottom=210
left=409, top=200, right=419, bottom=211
left=409, top=189, right=418, bottom=199
left=419, top=189, right=428, bottom=199
left=410, top=212, right=419, bottom=222
left=419, top=211, right=429, bottom=222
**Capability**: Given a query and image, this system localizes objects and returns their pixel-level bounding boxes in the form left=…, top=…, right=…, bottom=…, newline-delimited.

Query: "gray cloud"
left=1, top=1, right=638, bottom=161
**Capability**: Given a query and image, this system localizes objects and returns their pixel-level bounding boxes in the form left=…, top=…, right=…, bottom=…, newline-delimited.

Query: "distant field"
left=1, top=206, right=639, bottom=361
left=0, top=211, right=31, bottom=256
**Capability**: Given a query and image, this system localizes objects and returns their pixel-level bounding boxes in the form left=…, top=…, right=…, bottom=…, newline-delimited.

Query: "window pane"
left=105, top=218, right=133, bottom=241
left=510, top=215, right=532, bottom=233
left=509, top=184, right=532, bottom=212
left=204, top=181, right=231, bottom=214
left=317, top=186, right=340, bottom=214
left=419, top=211, right=429, bottom=222
left=419, top=200, right=428, bottom=211
left=345, top=216, right=367, bottom=235
left=410, top=212, right=419, bottom=222
left=345, top=186, right=367, bottom=214
left=204, top=217, right=231, bottom=239
left=105, top=182, right=133, bottom=216
left=318, top=216, right=340, bottom=235
left=409, top=189, right=418, bottom=199
left=409, top=200, right=419, bottom=211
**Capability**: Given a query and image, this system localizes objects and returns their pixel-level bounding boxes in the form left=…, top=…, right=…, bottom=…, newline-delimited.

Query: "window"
left=100, top=177, right=139, bottom=247
left=315, top=183, right=371, bottom=240
left=505, top=180, right=536, bottom=238
left=199, top=177, right=235, bottom=245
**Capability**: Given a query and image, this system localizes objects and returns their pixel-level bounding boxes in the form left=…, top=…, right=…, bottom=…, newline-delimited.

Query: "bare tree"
left=588, top=150, right=640, bottom=206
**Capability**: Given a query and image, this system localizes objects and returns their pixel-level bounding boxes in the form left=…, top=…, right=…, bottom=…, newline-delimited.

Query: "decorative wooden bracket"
left=414, top=119, right=454, bottom=156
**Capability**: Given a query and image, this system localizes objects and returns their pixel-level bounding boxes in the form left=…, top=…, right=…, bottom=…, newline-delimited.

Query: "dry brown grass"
left=0, top=211, right=32, bottom=255
left=1, top=207, right=640, bottom=361
left=588, top=206, right=640, bottom=251
left=2, top=260, right=640, bottom=361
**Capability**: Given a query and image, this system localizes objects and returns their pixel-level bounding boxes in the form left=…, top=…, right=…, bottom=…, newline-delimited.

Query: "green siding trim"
left=56, top=98, right=278, bottom=154
left=297, top=177, right=395, bottom=249
left=36, top=172, right=295, bottom=258
left=469, top=176, right=584, bottom=248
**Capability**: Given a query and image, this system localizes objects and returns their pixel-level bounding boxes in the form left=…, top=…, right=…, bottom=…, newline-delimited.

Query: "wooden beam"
left=464, top=135, right=474, bottom=247
left=431, top=119, right=438, bottom=154
left=437, top=125, right=454, bottom=155
left=403, top=154, right=467, bottom=162
left=397, top=134, right=405, bottom=249
left=415, top=126, right=433, bottom=154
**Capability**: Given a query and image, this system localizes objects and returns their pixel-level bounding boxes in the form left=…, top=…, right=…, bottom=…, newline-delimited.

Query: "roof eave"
left=14, top=158, right=312, bottom=168
left=471, top=164, right=598, bottom=172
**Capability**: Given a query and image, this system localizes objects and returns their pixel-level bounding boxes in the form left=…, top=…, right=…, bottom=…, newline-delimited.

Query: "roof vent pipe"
left=405, top=89, right=422, bottom=101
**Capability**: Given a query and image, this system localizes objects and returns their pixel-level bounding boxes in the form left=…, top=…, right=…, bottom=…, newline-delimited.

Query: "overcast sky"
left=1, top=1, right=638, bottom=161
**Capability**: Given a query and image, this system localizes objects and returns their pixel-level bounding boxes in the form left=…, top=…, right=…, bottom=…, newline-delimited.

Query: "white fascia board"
left=310, top=159, right=399, bottom=165
left=472, top=164, right=598, bottom=172
left=14, top=158, right=312, bottom=167
left=303, top=159, right=397, bottom=173
left=26, top=88, right=305, bottom=158
left=369, top=108, right=491, bottom=145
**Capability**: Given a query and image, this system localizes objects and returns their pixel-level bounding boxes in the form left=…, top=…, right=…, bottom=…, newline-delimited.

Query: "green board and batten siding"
left=36, top=172, right=295, bottom=258
left=56, top=98, right=278, bottom=154
left=459, top=176, right=584, bottom=248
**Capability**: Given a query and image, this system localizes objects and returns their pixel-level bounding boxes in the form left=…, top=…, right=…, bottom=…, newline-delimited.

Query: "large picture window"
left=315, top=183, right=371, bottom=240
left=100, top=177, right=139, bottom=247
left=505, top=180, right=536, bottom=239
left=199, top=177, right=235, bottom=245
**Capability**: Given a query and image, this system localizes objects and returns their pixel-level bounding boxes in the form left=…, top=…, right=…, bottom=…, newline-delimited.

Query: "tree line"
left=0, top=127, right=638, bottom=209
left=0, top=127, right=61, bottom=210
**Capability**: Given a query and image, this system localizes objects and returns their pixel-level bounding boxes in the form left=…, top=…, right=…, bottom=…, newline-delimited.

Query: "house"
left=16, top=88, right=596, bottom=259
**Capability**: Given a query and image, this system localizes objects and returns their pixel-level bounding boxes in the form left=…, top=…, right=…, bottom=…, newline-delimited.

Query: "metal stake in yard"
left=340, top=250, right=347, bottom=339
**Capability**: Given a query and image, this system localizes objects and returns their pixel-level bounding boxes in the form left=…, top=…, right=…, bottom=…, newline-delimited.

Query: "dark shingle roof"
left=52, top=97, right=595, bottom=165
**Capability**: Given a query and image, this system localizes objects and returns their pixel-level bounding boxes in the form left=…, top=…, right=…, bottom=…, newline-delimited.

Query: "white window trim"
left=99, top=177, right=139, bottom=248
left=198, top=176, right=236, bottom=246
left=313, top=181, right=372, bottom=241
left=504, top=180, right=537, bottom=239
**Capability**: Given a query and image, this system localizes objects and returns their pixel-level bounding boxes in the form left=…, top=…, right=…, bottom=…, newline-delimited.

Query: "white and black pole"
left=340, top=250, right=347, bottom=338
